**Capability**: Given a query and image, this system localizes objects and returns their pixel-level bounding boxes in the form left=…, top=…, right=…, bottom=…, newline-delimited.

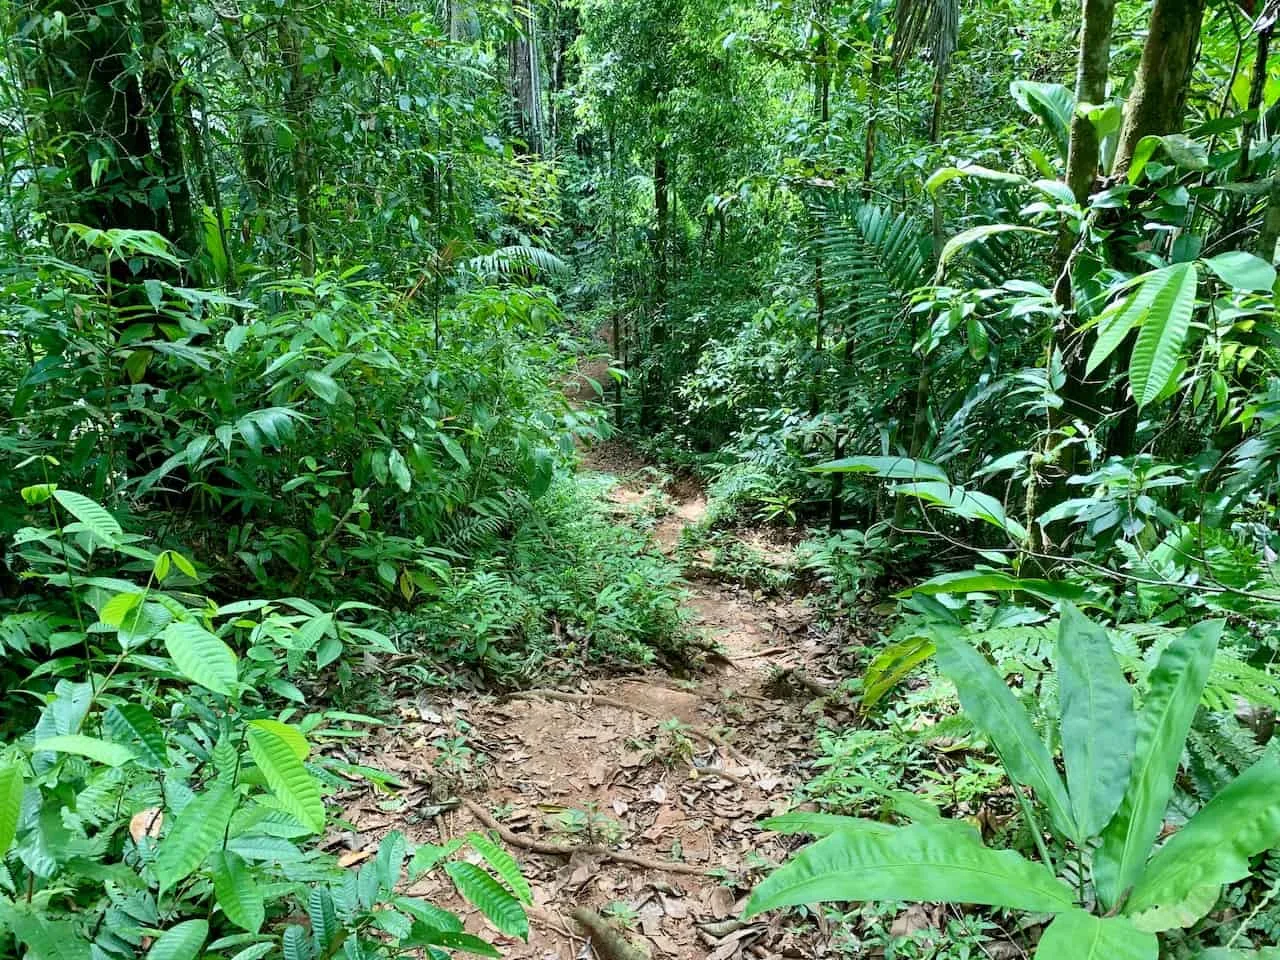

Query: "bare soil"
left=325, top=440, right=849, bottom=959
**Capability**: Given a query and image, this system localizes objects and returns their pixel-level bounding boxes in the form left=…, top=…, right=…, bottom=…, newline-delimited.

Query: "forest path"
left=333, top=376, right=841, bottom=959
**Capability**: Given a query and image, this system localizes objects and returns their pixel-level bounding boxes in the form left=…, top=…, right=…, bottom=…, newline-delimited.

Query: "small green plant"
left=551, top=804, right=625, bottom=846
left=628, top=718, right=695, bottom=768
left=748, top=605, right=1280, bottom=958
left=0, top=488, right=530, bottom=958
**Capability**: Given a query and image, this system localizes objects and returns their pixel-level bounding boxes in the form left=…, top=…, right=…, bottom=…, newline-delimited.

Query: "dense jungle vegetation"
left=7, top=0, right=1280, bottom=957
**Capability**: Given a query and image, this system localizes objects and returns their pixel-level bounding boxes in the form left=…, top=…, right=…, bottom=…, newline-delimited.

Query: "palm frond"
left=891, top=0, right=959, bottom=69
left=463, top=245, right=570, bottom=283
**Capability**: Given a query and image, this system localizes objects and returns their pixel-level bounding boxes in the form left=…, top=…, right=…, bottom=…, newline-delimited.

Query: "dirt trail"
left=332, top=432, right=842, bottom=958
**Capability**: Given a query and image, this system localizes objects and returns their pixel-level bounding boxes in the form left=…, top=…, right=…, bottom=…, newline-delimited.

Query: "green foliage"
left=749, top=610, right=1280, bottom=957
left=0, top=491, right=529, bottom=959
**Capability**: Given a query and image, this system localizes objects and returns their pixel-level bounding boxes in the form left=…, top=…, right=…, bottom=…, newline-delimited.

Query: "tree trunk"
left=509, top=0, right=545, bottom=153
left=1114, top=0, right=1207, bottom=174
left=33, top=0, right=162, bottom=238
left=276, top=16, right=316, bottom=276
left=1064, top=0, right=1118, bottom=206
left=862, top=43, right=883, bottom=199
left=138, top=0, right=198, bottom=260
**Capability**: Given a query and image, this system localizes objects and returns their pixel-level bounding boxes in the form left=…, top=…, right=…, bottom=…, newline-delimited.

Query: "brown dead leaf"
left=129, top=808, right=163, bottom=844
left=338, top=849, right=375, bottom=868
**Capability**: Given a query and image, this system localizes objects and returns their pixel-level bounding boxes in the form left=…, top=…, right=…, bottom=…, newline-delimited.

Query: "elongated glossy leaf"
left=147, top=920, right=208, bottom=960
left=1129, top=262, right=1198, bottom=409
left=1034, top=909, right=1156, bottom=960
left=1094, top=620, right=1223, bottom=909
left=1086, top=268, right=1170, bottom=375
left=247, top=721, right=325, bottom=832
left=0, top=764, right=24, bottom=855
left=810, top=455, right=948, bottom=482
left=760, top=812, right=895, bottom=837
left=467, top=831, right=532, bottom=904
left=863, top=636, right=936, bottom=707
left=906, top=571, right=1086, bottom=603
left=52, top=490, right=121, bottom=544
left=1126, top=750, right=1280, bottom=916
left=34, top=734, right=137, bottom=767
left=1057, top=605, right=1135, bottom=837
left=162, top=622, right=238, bottom=695
left=154, top=782, right=235, bottom=891
left=935, top=631, right=1077, bottom=839
left=210, top=850, right=265, bottom=933
left=104, top=704, right=167, bottom=768
left=744, top=824, right=1075, bottom=917
left=446, top=861, right=529, bottom=938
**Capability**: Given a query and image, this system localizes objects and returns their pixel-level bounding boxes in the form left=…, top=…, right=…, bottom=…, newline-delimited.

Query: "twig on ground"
left=460, top=797, right=715, bottom=877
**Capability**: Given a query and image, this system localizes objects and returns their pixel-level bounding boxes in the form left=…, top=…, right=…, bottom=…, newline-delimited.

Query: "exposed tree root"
left=571, top=907, right=651, bottom=960
left=460, top=797, right=715, bottom=877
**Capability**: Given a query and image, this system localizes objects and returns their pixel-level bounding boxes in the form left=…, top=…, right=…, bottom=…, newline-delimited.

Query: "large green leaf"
left=468, top=831, right=533, bottom=904
left=247, top=720, right=325, bottom=833
left=154, top=782, right=236, bottom=892
left=743, top=823, right=1075, bottom=917
left=52, top=490, right=121, bottom=544
left=934, top=631, right=1077, bottom=840
left=810, top=455, right=948, bottom=482
left=1204, top=251, right=1276, bottom=291
left=1034, top=909, right=1156, bottom=960
left=104, top=704, right=167, bottom=768
left=1128, top=882, right=1220, bottom=933
left=1129, top=262, right=1198, bottom=409
left=0, top=763, right=25, bottom=855
left=905, top=570, right=1085, bottom=603
left=1086, top=268, right=1170, bottom=375
left=1009, top=81, right=1074, bottom=160
left=445, top=862, right=529, bottom=939
left=1094, top=620, right=1223, bottom=909
left=162, top=621, right=238, bottom=695
left=1125, top=750, right=1280, bottom=916
left=1057, top=605, right=1135, bottom=837
left=33, top=734, right=137, bottom=767
left=891, top=482, right=1028, bottom=540
left=210, top=850, right=266, bottom=933
left=147, top=920, right=208, bottom=960
left=760, top=811, right=895, bottom=837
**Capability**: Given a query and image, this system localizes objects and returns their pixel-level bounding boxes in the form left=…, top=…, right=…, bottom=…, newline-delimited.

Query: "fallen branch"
left=571, top=907, right=650, bottom=960
left=460, top=797, right=714, bottom=877
left=509, top=688, right=749, bottom=762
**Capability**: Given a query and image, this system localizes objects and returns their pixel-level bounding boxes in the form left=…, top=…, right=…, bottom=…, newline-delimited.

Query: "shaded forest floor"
left=323, top=427, right=856, bottom=958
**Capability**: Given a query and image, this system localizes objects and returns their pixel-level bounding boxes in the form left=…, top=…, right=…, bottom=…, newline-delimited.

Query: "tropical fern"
left=463, top=245, right=569, bottom=283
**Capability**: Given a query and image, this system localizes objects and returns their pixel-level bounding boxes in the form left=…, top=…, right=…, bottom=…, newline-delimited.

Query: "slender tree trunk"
left=1238, top=24, right=1272, bottom=182
left=36, top=0, right=161, bottom=238
left=509, top=0, right=544, bottom=153
left=138, top=0, right=197, bottom=260
left=277, top=17, right=316, bottom=276
left=1259, top=171, right=1280, bottom=261
left=1114, top=0, right=1208, bottom=174
left=1064, top=0, right=1118, bottom=206
left=862, top=42, right=884, bottom=199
